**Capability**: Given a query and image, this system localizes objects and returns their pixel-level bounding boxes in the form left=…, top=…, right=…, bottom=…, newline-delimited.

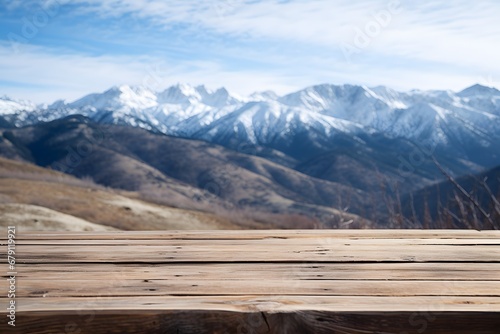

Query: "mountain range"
left=2, top=83, right=499, bottom=148
left=1, top=83, right=499, bottom=228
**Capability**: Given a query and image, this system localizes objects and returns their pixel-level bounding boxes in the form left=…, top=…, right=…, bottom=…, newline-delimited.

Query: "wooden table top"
left=1, top=229, right=500, bottom=333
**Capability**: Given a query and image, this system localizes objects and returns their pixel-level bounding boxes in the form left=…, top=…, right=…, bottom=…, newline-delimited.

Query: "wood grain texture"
left=2, top=312, right=500, bottom=334
left=1, top=229, right=499, bottom=333
left=11, top=229, right=500, bottom=239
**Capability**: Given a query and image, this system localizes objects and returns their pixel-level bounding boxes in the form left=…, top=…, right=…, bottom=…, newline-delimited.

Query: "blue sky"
left=1, top=0, right=500, bottom=103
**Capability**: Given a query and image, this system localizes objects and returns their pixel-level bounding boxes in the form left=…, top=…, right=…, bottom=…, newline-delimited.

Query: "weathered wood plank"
left=8, top=263, right=500, bottom=281
left=11, top=279, right=500, bottom=297
left=4, top=296, right=500, bottom=313
left=7, top=244, right=500, bottom=263
left=3, top=312, right=500, bottom=334
left=10, top=229, right=500, bottom=240
left=9, top=237, right=500, bottom=245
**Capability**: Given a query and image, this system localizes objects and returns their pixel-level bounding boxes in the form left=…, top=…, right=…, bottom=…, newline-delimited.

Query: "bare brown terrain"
left=0, top=116, right=372, bottom=228
left=0, top=157, right=247, bottom=231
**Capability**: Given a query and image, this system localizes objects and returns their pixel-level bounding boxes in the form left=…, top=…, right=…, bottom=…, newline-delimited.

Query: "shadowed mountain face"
left=0, top=116, right=372, bottom=227
left=0, top=116, right=12, bottom=128
left=401, top=165, right=500, bottom=229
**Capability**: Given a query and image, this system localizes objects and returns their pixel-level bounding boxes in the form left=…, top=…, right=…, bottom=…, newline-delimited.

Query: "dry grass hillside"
left=0, top=157, right=250, bottom=231
left=0, top=116, right=372, bottom=228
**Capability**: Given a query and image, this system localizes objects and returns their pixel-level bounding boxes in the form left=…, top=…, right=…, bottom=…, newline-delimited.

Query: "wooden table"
left=1, top=230, right=500, bottom=333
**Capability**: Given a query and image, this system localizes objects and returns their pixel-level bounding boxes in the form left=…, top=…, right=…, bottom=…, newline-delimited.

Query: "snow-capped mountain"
left=1, top=83, right=500, bottom=164
left=277, top=84, right=500, bottom=146
left=0, top=95, right=39, bottom=115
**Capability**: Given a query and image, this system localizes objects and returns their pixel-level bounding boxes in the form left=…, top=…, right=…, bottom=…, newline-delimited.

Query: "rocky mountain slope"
left=0, top=117, right=370, bottom=227
left=0, top=157, right=253, bottom=231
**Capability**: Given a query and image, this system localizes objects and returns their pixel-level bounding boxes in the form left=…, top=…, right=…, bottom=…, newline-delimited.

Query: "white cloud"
left=0, top=43, right=301, bottom=103
left=66, top=0, right=500, bottom=69
left=0, top=44, right=153, bottom=102
left=1, top=0, right=500, bottom=102
left=64, top=1, right=500, bottom=80
left=0, top=41, right=486, bottom=104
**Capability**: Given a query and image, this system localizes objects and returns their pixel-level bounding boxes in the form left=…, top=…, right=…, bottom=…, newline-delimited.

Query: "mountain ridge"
left=2, top=82, right=499, bottom=185
left=3, top=83, right=498, bottom=144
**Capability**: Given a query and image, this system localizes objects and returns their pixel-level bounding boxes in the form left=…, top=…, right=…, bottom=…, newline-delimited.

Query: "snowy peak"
left=458, top=84, right=500, bottom=98
left=69, top=85, right=157, bottom=112
left=47, top=99, right=68, bottom=109
left=156, top=84, right=241, bottom=107
left=279, top=85, right=332, bottom=109
left=202, top=87, right=241, bottom=107
left=0, top=95, right=37, bottom=115
left=157, top=84, right=201, bottom=105
left=250, top=90, right=279, bottom=102
left=279, top=84, right=388, bottom=110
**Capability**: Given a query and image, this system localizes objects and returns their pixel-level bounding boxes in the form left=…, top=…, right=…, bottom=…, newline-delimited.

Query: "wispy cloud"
left=0, top=43, right=300, bottom=103
left=1, top=0, right=499, bottom=102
